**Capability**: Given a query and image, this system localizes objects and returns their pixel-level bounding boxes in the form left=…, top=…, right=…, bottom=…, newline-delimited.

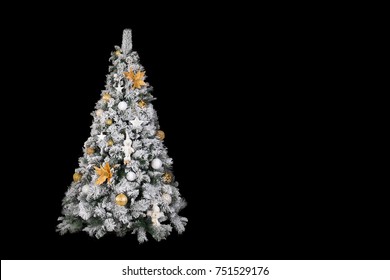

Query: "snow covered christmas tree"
left=57, top=29, right=187, bottom=242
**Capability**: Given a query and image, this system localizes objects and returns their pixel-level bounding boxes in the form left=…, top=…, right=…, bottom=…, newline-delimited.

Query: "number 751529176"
left=215, top=266, right=270, bottom=276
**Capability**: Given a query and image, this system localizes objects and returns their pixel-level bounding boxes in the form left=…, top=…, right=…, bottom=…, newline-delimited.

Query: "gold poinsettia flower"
left=123, top=68, right=146, bottom=89
left=94, top=162, right=113, bottom=185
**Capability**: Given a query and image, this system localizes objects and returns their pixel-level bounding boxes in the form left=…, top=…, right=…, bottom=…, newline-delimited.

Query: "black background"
left=2, top=11, right=388, bottom=260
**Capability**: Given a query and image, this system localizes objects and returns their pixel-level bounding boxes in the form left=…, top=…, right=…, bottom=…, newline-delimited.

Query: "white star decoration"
left=147, top=204, right=164, bottom=226
left=130, top=117, right=144, bottom=128
left=115, top=83, right=124, bottom=93
left=97, top=133, right=105, bottom=141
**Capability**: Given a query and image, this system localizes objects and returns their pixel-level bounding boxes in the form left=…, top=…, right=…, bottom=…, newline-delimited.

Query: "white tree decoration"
left=122, top=131, right=134, bottom=165
left=147, top=204, right=164, bottom=226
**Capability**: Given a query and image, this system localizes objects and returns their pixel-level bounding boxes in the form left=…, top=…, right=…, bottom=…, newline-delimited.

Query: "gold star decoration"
left=123, top=68, right=146, bottom=89
left=94, top=162, right=113, bottom=185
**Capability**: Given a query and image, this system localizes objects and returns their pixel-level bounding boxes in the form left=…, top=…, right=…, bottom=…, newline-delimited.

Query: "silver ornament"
left=151, top=158, right=163, bottom=169
left=82, top=185, right=90, bottom=194
left=118, top=101, right=128, bottom=111
left=126, top=171, right=137, bottom=181
left=162, top=193, right=172, bottom=204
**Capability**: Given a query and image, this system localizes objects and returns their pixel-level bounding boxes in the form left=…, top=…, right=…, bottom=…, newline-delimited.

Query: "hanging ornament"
left=138, top=100, right=147, bottom=108
left=105, top=119, right=113, bottom=126
left=102, top=93, right=111, bottom=102
left=151, top=158, right=163, bottom=169
left=130, top=117, right=144, bottom=129
left=115, top=193, right=128, bottom=206
left=162, top=193, right=172, bottom=205
left=156, top=130, right=165, bottom=140
left=115, top=50, right=121, bottom=56
left=126, top=171, right=137, bottom=181
left=86, top=147, right=95, bottom=155
left=122, top=131, right=134, bottom=165
left=94, top=162, right=113, bottom=185
left=123, top=68, right=146, bottom=89
left=107, top=139, right=114, bottom=146
left=96, top=109, right=104, bottom=117
left=73, top=172, right=82, bottom=182
left=147, top=204, right=164, bottom=226
left=81, top=185, right=90, bottom=194
left=118, top=101, right=127, bottom=111
left=162, top=172, right=173, bottom=184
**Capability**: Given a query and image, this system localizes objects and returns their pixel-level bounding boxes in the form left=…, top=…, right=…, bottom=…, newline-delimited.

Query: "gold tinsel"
left=138, top=100, right=147, bottom=108
left=102, top=93, right=111, bottom=102
left=156, top=130, right=165, bottom=140
left=115, top=193, right=128, bottom=206
left=162, top=172, right=173, bottom=184
left=86, top=147, right=95, bottom=155
left=73, top=172, right=82, bottom=182
left=105, top=119, right=113, bottom=126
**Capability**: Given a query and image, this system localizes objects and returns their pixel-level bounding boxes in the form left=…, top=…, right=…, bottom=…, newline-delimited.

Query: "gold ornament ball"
left=115, top=50, right=121, bottom=56
left=115, top=193, right=128, bottom=206
left=105, top=119, right=113, bottom=126
left=86, top=147, right=95, bottom=155
left=162, top=172, right=173, bottom=184
left=107, top=139, right=114, bottom=146
left=156, top=130, right=165, bottom=140
left=73, top=172, right=82, bottom=182
left=102, top=93, right=111, bottom=102
left=96, top=109, right=104, bottom=117
left=138, top=100, right=147, bottom=108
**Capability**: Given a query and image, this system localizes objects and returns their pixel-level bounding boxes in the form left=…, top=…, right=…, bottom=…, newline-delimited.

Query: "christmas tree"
left=57, top=29, right=187, bottom=242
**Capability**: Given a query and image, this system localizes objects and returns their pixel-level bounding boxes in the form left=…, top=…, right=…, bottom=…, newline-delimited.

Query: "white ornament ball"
left=96, top=109, right=104, bottom=117
left=118, top=101, right=128, bottom=111
left=81, top=185, right=90, bottom=194
left=126, top=171, right=137, bottom=181
left=162, top=193, right=172, bottom=204
left=151, top=158, right=163, bottom=169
